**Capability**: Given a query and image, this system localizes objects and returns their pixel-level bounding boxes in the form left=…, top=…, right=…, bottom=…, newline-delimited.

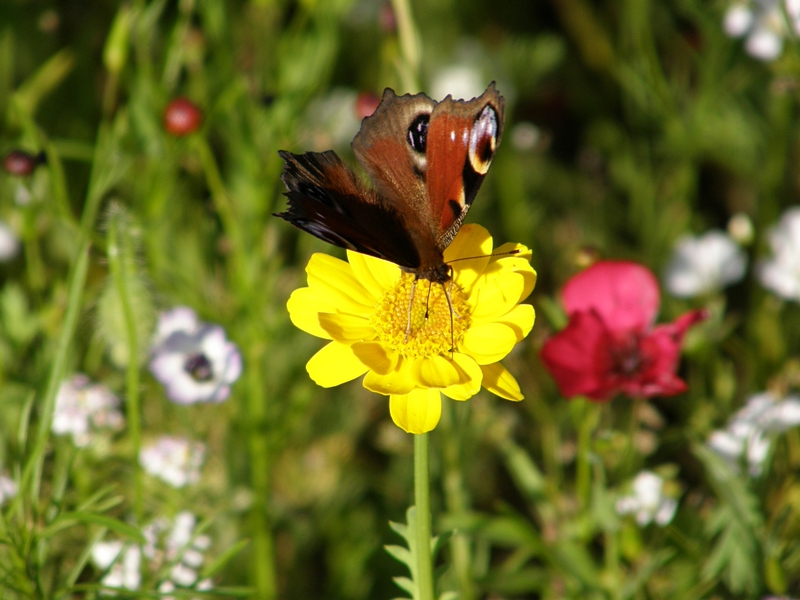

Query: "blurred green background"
left=2, top=0, right=800, bottom=598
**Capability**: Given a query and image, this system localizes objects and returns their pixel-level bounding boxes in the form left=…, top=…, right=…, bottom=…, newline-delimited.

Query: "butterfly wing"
left=276, top=150, right=423, bottom=269
left=276, top=84, right=504, bottom=282
left=352, top=84, right=504, bottom=255
left=351, top=89, right=445, bottom=273
left=425, top=83, right=504, bottom=249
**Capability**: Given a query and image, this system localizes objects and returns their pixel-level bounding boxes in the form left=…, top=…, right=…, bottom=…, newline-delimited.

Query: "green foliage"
left=1, top=0, right=800, bottom=598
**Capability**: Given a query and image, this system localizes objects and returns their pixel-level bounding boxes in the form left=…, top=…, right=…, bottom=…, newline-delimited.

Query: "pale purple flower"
left=757, top=207, right=800, bottom=302
left=52, top=374, right=124, bottom=447
left=664, top=230, right=747, bottom=297
left=708, top=391, right=800, bottom=475
left=615, top=470, right=678, bottom=526
left=150, top=307, right=242, bottom=404
left=139, top=436, right=205, bottom=488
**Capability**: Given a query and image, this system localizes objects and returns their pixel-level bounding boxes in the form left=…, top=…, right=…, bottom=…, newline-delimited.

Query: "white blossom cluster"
left=139, top=436, right=206, bottom=488
left=708, top=392, right=800, bottom=476
left=91, top=511, right=213, bottom=596
left=52, top=374, right=124, bottom=447
left=724, top=0, right=800, bottom=61
left=615, top=470, right=678, bottom=527
left=663, top=230, right=747, bottom=298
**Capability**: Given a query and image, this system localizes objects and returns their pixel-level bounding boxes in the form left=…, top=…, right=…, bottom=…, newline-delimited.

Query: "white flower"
left=664, top=230, right=747, bottom=297
left=0, top=221, right=19, bottom=261
left=723, top=0, right=800, bottom=61
left=708, top=391, right=800, bottom=475
left=139, top=436, right=205, bottom=488
left=149, top=307, right=242, bottom=404
left=0, top=472, right=17, bottom=505
left=431, top=64, right=485, bottom=105
left=615, top=470, right=678, bottom=526
left=299, top=88, right=362, bottom=150
left=757, top=207, right=800, bottom=302
left=93, top=511, right=214, bottom=596
left=510, top=122, right=542, bottom=152
left=91, top=541, right=142, bottom=592
left=52, top=374, right=124, bottom=447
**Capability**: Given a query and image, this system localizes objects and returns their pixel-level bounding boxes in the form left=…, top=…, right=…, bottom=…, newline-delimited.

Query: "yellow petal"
left=307, top=341, right=369, bottom=387
left=413, top=355, right=461, bottom=388
left=349, top=250, right=400, bottom=291
left=351, top=341, right=398, bottom=375
left=318, top=312, right=377, bottom=343
left=441, top=353, right=483, bottom=401
left=469, top=272, right=525, bottom=322
left=287, top=287, right=334, bottom=340
left=460, top=322, right=518, bottom=365
left=480, top=362, right=523, bottom=400
left=306, top=253, right=375, bottom=313
left=498, top=303, right=535, bottom=342
left=390, top=389, right=442, bottom=433
left=363, top=356, right=416, bottom=395
left=485, top=243, right=537, bottom=302
left=445, top=224, right=493, bottom=292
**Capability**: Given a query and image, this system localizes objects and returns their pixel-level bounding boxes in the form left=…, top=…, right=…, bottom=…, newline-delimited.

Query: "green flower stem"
left=22, top=242, right=90, bottom=500
left=193, top=136, right=249, bottom=294
left=440, top=401, right=475, bottom=600
left=245, top=342, right=277, bottom=600
left=414, top=432, right=435, bottom=600
left=390, top=0, right=421, bottom=91
left=575, top=398, right=599, bottom=507
left=107, top=212, right=143, bottom=520
left=22, top=205, right=45, bottom=292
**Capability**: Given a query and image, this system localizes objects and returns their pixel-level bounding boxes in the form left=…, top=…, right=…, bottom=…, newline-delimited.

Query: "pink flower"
left=540, top=261, right=706, bottom=401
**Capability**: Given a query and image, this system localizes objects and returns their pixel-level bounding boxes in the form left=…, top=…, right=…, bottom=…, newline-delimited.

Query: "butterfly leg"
left=404, top=279, right=418, bottom=344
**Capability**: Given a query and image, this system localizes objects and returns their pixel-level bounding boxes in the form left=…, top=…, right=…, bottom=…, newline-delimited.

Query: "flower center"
left=610, top=334, right=643, bottom=376
left=370, top=273, right=471, bottom=359
left=184, top=353, right=214, bottom=382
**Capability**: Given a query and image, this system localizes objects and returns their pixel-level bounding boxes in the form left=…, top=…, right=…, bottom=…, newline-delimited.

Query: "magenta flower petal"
left=540, top=311, right=617, bottom=400
left=541, top=261, right=706, bottom=402
left=562, top=261, right=660, bottom=333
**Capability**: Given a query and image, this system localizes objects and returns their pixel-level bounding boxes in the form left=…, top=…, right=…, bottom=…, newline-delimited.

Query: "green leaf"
left=41, top=512, right=146, bottom=544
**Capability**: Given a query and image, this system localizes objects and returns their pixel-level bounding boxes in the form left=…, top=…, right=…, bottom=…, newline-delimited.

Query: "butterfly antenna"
left=404, top=278, right=418, bottom=344
left=447, top=248, right=521, bottom=265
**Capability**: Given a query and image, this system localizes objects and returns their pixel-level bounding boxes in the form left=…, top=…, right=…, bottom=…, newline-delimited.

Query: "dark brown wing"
left=351, top=89, right=445, bottom=273
left=275, top=150, right=423, bottom=269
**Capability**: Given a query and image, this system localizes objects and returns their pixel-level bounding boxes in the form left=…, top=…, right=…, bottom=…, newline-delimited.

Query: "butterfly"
left=275, top=82, right=505, bottom=284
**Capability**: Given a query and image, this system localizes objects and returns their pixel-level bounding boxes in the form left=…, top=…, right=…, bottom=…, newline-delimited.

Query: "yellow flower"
left=287, top=224, right=536, bottom=434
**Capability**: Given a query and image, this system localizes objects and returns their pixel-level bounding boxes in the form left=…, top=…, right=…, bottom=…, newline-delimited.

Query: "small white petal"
left=746, top=26, right=783, bottom=60
left=664, top=230, right=746, bottom=297
left=92, top=541, right=124, bottom=569
left=170, top=563, right=198, bottom=586
left=725, top=5, right=755, bottom=36
left=0, top=221, right=20, bottom=261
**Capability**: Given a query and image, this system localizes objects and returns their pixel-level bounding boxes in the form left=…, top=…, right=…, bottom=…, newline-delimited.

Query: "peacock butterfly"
left=275, top=83, right=505, bottom=284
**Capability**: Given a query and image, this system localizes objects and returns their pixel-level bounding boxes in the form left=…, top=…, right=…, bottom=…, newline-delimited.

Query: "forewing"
left=275, top=150, right=422, bottom=269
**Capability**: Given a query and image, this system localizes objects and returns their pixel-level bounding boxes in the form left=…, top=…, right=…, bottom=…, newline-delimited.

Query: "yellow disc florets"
left=370, top=272, right=471, bottom=359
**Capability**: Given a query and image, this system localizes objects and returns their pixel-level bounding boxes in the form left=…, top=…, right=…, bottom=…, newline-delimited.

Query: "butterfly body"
left=276, top=83, right=504, bottom=283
